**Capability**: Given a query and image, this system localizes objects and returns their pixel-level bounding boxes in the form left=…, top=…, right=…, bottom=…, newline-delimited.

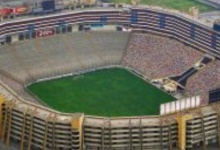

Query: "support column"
left=27, top=108, right=37, bottom=150
left=71, top=114, right=84, bottom=150
left=1, top=107, right=7, bottom=142
left=109, top=120, right=112, bottom=150
left=177, top=113, right=192, bottom=150
left=212, top=103, right=220, bottom=148
left=166, top=118, right=173, bottom=150
left=52, top=114, right=57, bottom=150
left=139, top=118, right=143, bottom=150
left=20, top=108, right=29, bottom=150
left=199, top=110, right=207, bottom=150
left=160, top=117, right=163, bottom=150
left=104, top=119, right=109, bottom=149
left=101, top=119, right=105, bottom=150
left=0, top=95, right=5, bottom=140
left=5, top=100, right=16, bottom=148
left=43, top=113, right=52, bottom=150
left=129, top=118, right=132, bottom=150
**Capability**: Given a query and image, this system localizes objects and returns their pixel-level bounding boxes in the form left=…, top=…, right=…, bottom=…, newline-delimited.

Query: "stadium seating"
left=186, top=60, right=220, bottom=104
left=122, top=33, right=204, bottom=80
left=2, top=31, right=219, bottom=106
left=0, top=32, right=130, bottom=83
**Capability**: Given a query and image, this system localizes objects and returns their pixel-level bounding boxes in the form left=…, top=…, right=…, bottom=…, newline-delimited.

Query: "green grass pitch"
left=28, top=68, right=175, bottom=117
left=116, top=0, right=216, bottom=12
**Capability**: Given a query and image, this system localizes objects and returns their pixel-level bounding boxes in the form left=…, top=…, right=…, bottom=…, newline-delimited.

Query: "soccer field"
left=28, top=68, right=175, bottom=117
left=116, top=0, right=216, bottom=13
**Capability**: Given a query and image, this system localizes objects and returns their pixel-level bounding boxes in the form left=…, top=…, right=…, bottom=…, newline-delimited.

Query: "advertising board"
left=36, top=29, right=55, bottom=37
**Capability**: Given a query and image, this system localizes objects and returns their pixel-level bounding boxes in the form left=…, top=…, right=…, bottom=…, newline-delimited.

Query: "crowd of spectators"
left=186, top=60, right=220, bottom=104
left=122, top=33, right=203, bottom=80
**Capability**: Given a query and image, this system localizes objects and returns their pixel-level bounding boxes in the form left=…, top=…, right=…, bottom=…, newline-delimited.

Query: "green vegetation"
left=115, top=0, right=217, bottom=13
left=28, top=68, right=175, bottom=117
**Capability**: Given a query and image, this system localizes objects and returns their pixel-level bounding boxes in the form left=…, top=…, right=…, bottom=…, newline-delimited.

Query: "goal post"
left=73, top=75, right=84, bottom=80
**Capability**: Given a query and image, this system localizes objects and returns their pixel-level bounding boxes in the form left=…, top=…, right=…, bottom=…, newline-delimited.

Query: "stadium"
left=0, top=0, right=220, bottom=150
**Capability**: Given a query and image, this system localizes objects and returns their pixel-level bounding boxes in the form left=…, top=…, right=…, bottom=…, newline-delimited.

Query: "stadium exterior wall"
left=1, top=79, right=220, bottom=150
left=0, top=6, right=219, bottom=150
